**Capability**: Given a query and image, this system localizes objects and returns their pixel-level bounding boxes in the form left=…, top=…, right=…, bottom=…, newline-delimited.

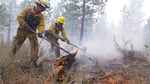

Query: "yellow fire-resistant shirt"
left=17, top=7, right=45, bottom=33
left=48, top=23, right=68, bottom=40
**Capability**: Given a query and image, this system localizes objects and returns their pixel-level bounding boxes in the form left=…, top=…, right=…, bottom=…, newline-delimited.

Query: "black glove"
left=44, top=30, right=50, bottom=37
left=38, top=33, right=43, bottom=38
left=66, top=40, right=70, bottom=44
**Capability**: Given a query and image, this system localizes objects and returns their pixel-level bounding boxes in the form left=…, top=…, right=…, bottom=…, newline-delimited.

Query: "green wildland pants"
left=10, top=28, right=38, bottom=66
left=44, top=30, right=60, bottom=58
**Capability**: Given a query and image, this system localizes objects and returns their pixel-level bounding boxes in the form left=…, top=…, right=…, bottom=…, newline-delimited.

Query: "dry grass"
left=113, top=37, right=150, bottom=84
left=0, top=41, right=44, bottom=84
left=0, top=39, right=150, bottom=84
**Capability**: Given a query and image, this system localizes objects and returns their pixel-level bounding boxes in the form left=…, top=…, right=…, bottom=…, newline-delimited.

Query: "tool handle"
left=70, top=43, right=82, bottom=50
left=29, top=28, right=72, bottom=55
left=42, top=37, right=72, bottom=55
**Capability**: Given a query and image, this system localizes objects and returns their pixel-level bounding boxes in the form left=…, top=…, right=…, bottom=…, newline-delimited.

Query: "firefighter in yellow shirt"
left=45, top=16, right=70, bottom=58
left=10, top=0, right=49, bottom=67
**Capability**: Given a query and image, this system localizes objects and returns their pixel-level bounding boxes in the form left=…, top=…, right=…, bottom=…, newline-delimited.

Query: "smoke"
left=83, top=35, right=119, bottom=59
left=80, top=0, right=146, bottom=62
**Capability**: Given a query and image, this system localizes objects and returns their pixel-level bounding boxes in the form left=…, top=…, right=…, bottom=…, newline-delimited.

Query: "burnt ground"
left=0, top=51, right=150, bottom=84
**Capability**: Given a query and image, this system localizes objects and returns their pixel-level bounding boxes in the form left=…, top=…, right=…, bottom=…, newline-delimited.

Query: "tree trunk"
left=80, top=0, right=85, bottom=45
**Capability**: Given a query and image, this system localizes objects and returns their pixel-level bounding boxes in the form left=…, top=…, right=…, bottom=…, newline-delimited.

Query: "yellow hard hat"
left=57, top=16, right=65, bottom=24
left=36, top=0, right=48, bottom=8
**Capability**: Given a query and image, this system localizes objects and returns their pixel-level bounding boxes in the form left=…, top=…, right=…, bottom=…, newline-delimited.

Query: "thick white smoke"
left=81, top=0, right=147, bottom=62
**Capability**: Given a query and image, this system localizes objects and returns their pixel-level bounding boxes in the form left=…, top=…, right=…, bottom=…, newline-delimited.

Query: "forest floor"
left=0, top=43, right=150, bottom=84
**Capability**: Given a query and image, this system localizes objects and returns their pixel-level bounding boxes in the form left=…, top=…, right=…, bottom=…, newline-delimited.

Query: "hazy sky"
left=106, top=0, right=150, bottom=24
left=105, top=0, right=129, bottom=23
left=142, top=0, right=150, bottom=18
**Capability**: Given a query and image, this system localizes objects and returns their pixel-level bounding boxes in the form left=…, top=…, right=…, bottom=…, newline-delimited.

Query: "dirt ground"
left=1, top=57, right=150, bottom=84
left=0, top=50, right=150, bottom=84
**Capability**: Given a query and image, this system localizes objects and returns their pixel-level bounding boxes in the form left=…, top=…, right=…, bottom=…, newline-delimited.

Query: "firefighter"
left=44, top=16, right=70, bottom=58
left=10, top=0, right=49, bottom=67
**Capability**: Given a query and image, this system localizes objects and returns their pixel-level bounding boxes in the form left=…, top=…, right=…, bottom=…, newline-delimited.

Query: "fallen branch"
left=99, top=73, right=118, bottom=80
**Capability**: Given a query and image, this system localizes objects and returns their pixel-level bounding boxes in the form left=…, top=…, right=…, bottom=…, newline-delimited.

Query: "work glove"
left=38, top=33, right=43, bottom=38
left=59, top=37, right=65, bottom=41
left=44, top=30, right=50, bottom=37
left=66, top=40, right=70, bottom=44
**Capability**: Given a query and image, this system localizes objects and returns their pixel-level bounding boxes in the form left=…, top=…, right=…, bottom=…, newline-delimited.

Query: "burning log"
left=44, top=51, right=77, bottom=84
